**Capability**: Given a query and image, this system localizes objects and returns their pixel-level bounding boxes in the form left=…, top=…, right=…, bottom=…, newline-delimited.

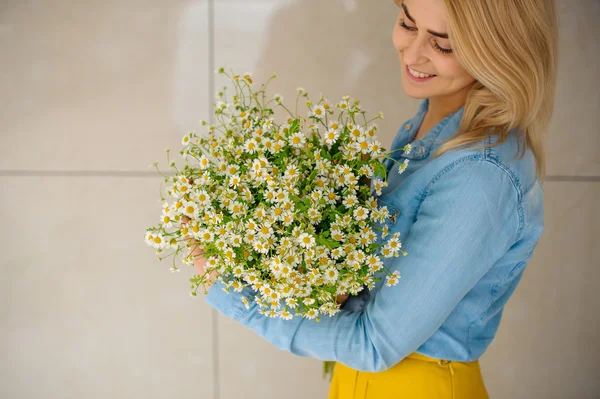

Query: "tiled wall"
left=1, top=1, right=598, bottom=398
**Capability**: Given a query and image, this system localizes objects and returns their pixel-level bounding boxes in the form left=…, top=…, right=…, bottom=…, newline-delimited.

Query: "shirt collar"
left=401, top=97, right=466, bottom=160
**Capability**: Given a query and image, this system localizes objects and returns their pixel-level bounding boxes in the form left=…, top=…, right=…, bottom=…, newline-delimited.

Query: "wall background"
left=1, top=0, right=598, bottom=398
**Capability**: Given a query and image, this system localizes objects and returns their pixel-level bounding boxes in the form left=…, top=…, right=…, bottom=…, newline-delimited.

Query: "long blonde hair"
left=430, top=0, right=559, bottom=184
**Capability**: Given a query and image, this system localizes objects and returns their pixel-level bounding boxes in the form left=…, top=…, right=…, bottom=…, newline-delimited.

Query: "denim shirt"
left=204, top=97, right=545, bottom=373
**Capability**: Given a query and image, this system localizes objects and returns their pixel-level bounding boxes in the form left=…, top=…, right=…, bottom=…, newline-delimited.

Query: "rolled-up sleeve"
left=205, top=158, right=520, bottom=372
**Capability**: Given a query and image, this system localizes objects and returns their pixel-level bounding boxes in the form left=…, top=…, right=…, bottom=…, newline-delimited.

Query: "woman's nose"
left=402, top=37, right=429, bottom=65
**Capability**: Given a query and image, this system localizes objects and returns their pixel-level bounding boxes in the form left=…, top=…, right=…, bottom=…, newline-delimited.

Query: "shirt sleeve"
left=204, top=159, right=520, bottom=372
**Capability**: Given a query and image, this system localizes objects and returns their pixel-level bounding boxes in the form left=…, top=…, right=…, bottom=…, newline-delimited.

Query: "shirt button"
left=419, top=147, right=425, bottom=154
left=404, top=123, right=411, bottom=130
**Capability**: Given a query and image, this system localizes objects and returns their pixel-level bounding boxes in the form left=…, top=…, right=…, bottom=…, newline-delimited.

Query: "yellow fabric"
left=327, top=352, right=490, bottom=399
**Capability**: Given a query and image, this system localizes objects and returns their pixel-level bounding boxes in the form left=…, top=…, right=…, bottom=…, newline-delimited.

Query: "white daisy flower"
left=181, top=201, right=198, bottom=218
left=232, top=265, right=244, bottom=278
left=284, top=165, right=299, bottom=180
left=298, top=232, right=315, bottom=249
left=145, top=232, right=165, bottom=249
left=262, top=138, right=274, bottom=152
left=381, top=225, right=390, bottom=239
left=381, top=247, right=392, bottom=258
left=244, top=139, right=259, bottom=154
left=289, top=132, right=306, bottom=148
left=226, top=164, right=240, bottom=176
left=305, top=308, right=319, bottom=320
left=231, top=280, right=244, bottom=292
left=324, top=190, right=338, bottom=205
left=280, top=309, right=293, bottom=320
left=307, top=208, right=322, bottom=222
left=353, top=206, right=369, bottom=221
left=358, top=165, right=374, bottom=177
left=252, top=239, right=270, bottom=254
left=272, top=140, right=285, bottom=154
left=303, top=297, right=316, bottom=306
left=198, top=228, right=214, bottom=243
left=241, top=296, right=250, bottom=309
left=342, top=195, right=358, bottom=208
left=285, top=297, right=298, bottom=309
left=182, top=132, right=193, bottom=146
left=324, top=267, right=339, bottom=284
left=385, top=270, right=401, bottom=287
left=324, top=128, right=339, bottom=145
left=257, top=223, right=274, bottom=239
left=370, top=141, right=383, bottom=156
left=356, top=137, right=370, bottom=154
left=196, top=190, right=211, bottom=207
left=310, top=190, right=323, bottom=202
left=366, top=255, right=383, bottom=272
left=387, top=237, right=402, bottom=251
left=372, top=178, right=388, bottom=196
left=311, top=105, right=326, bottom=119
left=198, top=155, right=210, bottom=169
left=398, top=159, right=410, bottom=174
left=274, top=189, right=289, bottom=203
left=330, top=228, right=344, bottom=242
left=330, top=247, right=346, bottom=260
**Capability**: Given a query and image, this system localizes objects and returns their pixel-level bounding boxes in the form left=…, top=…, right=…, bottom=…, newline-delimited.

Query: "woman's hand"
left=181, top=216, right=218, bottom=289
left=336, top=294, right=349, bottom=306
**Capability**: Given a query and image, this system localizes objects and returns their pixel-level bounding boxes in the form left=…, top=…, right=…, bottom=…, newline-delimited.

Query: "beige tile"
left=479, top=181, right=600, bottom=398
left=214, top=0, right=418, bottom=156
left=0, top=176, right=214, bottom=398
left=2, top=0, right=596, bottom=178
left=547, top=0, right=600, bottom=177
left=216, top=314, right=332, bottom=399
left=0, top=0, right=210, bottom=171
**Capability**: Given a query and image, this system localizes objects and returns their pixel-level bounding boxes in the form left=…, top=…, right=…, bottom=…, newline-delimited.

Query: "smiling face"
left=392, top=0, right=476, bottom=101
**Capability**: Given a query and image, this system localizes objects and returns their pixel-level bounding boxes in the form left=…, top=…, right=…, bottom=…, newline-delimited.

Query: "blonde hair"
left=429, top=0, right=559, bottom=184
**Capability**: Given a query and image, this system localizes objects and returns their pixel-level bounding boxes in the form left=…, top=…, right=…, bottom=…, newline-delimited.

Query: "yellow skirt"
left=327, top=352, right=490, bottom=399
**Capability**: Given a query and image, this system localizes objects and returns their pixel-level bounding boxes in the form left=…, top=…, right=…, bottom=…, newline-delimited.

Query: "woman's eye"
left=399, top=20, right=453, bottom=55
left=399, top=21, right=416, bottom=32
left=434, top=42, right=453, bottom=55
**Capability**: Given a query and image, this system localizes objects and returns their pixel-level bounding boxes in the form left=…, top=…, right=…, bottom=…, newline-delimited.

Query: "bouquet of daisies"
left=145, top=68, right=412, bottom=323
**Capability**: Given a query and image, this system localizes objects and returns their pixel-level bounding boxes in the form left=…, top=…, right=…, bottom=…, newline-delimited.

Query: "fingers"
left=180, top=215, right=205, bottom=255
left=336, top=294, right=349, bottom=305
left=180, top=216, right=196, bottom=245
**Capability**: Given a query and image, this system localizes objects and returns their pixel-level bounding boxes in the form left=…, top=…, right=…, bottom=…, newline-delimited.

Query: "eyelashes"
left=398, top=20, right=453, bottom=55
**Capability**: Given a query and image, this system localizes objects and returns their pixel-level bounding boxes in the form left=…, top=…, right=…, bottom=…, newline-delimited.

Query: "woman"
left=187, top=0, right=558, bottom=397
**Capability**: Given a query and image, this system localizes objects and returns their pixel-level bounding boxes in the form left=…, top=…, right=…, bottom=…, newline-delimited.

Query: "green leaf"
left=322, top=285, right=336, bottom=294
left=323, top=361, right=336, bottom=381
left=317, top=236, right=341, bottom=249
left=375, top=161, right=386, bottom=179
left=368, top=243, right=380, bottom=252
left=290, top=194, right=301, bottom=203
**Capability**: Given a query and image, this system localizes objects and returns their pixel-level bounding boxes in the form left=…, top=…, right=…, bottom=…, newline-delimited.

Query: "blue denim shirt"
left=204, top=97, right=544, bottom=372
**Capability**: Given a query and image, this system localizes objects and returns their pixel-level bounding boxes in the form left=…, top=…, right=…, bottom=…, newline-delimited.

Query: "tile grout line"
left=0, top=170, right=599, bottom=182
left=208, top=1, right=219, bottom=399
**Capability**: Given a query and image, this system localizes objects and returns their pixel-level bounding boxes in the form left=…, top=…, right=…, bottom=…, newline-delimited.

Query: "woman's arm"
left=205, top=159, right=521, bottom=372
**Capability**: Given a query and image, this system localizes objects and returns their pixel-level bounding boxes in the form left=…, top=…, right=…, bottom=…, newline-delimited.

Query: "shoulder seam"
left=421, top=154, right=525, bottom=242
